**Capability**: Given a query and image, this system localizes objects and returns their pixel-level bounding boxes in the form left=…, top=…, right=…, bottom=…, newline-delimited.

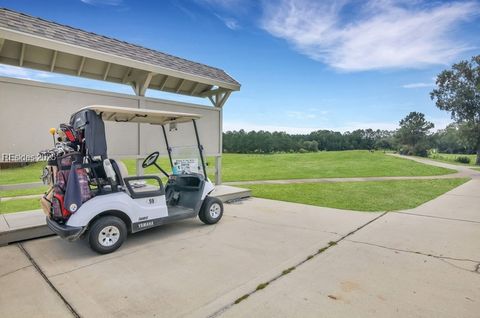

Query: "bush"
left=398, top=144, right=428, bottom=157
left=413, top=144, right=429, bottom=157
left=455, top=156, right=471, bottom=164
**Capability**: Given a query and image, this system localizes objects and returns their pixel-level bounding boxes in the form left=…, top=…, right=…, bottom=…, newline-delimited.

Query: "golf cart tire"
left=199, top=197, right=223, bottom=225
left=88, top=216, right=127, bottom=254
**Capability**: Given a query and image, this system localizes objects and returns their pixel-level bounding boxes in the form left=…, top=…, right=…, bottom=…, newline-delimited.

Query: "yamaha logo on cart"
left=138, top=221, right=154, bottom=229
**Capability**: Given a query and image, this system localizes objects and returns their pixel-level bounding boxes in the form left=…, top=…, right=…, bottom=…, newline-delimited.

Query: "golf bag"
left=51, top=152, right=92, bottom=221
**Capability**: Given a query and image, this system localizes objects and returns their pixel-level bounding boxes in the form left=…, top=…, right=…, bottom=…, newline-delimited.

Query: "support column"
left=215, top=107, right=223, bottom=185
left=215, top=156, right=222, bottom=185
left=136, top=97, right=146, bottom=176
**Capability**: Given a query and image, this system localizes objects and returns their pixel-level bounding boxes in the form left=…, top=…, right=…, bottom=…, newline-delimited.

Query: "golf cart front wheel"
left=88, top=216, right=127, bottom=254
left=199, top=197, right=224, bottom=225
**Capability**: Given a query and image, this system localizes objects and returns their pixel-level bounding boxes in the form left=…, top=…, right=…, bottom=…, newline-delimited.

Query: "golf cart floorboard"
left=168, top=206, right=196, bottom=217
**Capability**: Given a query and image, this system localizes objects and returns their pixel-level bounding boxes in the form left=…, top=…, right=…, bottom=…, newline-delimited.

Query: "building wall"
left=0, top=77, right=221, bottom=163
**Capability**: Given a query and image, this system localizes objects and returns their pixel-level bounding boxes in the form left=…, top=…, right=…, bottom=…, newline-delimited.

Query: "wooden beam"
left=216, top=91, right=231, bottom=108
left=189, top=82, right=200, bottom=95
left=103, top=62, right=111, bottom=80
left=122, top=67, right=132, bottom=83
left=158, top=75, right=169, bottom=90
left=0, top=39, right=5, bottom=55
left=130, top=82, right=139, bottom=96
left=50, top=50, right=57, bottom=72
left=199, top=87, right=228, bottom=98
left=138, top=72, right=154, bottom=96
left=208, top=96, right=215, bottom=105
left=19, top=43, right=25, bottom=66
left=175, top=79, right=185, bottom=93
left=77, top=56, right=86, bottom=76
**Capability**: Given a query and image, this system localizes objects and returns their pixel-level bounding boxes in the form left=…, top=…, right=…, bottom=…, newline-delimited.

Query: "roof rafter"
left=18, top=42, right=25, bottom=66
left=77, top=56, right=86, bottom=76
left=102, top=62, right=111, bottom=80
left=49, top=50, right=57, bottom=72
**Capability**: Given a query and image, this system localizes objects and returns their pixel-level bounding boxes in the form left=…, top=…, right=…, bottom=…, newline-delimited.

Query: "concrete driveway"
left=1, top=163, right=479, bottom=317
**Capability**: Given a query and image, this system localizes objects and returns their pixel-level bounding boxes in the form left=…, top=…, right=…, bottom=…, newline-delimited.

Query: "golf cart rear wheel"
left=199, top=197, right=223, bottom=225
left=88, top=216, right=127, bottom=254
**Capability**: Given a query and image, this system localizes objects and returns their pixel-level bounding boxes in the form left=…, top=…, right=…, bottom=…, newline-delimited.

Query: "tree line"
left=223, top=129, right=394, bottom=153
left=224, top=55, right=480, bottom=165
left=223, top=121, right=476, bottom=155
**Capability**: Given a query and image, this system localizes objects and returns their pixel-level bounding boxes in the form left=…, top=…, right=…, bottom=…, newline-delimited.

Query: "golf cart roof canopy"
left=79, top=105, right=201, bottom=125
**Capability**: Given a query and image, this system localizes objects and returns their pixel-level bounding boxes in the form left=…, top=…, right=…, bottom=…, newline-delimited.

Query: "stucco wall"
left=0, top=77, right=221, bottom=161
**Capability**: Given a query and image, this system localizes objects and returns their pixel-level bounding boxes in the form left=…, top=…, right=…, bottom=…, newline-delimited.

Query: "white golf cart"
left=44, top=105, right=223, bottom=254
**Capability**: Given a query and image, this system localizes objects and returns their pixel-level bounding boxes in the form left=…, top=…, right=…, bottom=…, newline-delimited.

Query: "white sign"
left=172, top=158, right=199, bottom=174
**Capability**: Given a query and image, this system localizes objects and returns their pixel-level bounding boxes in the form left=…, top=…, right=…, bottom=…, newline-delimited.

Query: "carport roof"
left=0, top=8, right=239, bottom=106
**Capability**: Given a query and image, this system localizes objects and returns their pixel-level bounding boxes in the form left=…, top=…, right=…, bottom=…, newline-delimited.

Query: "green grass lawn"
left=221, top=151, right=455, bottom=182
left=0, top=186, right=48, bottom=198
left=0, top=198, right=42, bottom=214
left=0, top=162, right=46, bottom=185
left=242, top=178, right=469, bottom=212
left=429, top=153, right=479, bottom=166
left=0, top=151, right=455, bottom=186
left=1, top=178, right=469, bottom=214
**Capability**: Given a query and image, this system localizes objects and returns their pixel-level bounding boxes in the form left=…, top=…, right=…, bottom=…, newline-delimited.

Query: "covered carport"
left=0, top=8, right=240, bottom=184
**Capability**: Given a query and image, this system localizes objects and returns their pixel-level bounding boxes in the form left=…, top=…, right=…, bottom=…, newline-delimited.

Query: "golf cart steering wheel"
left=142, top=151, right=160, bottom=168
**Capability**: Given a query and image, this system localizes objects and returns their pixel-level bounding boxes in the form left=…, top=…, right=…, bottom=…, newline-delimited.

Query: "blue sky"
left=1, top=0, right=479, bottom=133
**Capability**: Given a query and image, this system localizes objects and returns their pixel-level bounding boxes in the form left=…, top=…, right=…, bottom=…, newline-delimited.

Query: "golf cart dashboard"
left=167, top=174, right=204, bottom=192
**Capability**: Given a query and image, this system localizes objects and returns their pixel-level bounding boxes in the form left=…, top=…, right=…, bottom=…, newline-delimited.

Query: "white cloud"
left=335, top=121, right=398, bottom=132
left=224, top=120, right=400, bottom=134
left=0, top=65, right=56, bottom=81
left=197, top=0, right=245, bottom=10
left=286, top=110, right=317, bottom=120
left=223, top=117, right=453, bottom=134
left=224, top=121, right=319, bottom=133
left=430, top=117, right=453, bottom=130
left=261, top=0, right=478, bottom=71
left=215, top=14, right=241, bottom=30
left=402, top=82, right=435, bottom=88
left=80, top=0, right=123, bottom=6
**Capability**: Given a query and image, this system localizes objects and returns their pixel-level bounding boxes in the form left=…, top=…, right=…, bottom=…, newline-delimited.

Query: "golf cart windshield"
left=170, top=146, right=204, bottom=175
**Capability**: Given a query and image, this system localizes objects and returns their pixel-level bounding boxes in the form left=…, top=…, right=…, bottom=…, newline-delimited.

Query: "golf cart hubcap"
left=98, top=225, right=120, bottom=247
left=209, top=203, right=221, bottom=219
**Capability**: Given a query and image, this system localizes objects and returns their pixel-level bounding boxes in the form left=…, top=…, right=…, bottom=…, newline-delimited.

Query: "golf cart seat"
left=112, top=160, right=129, bottom=182
left=109, top=159, right=165, bottom=199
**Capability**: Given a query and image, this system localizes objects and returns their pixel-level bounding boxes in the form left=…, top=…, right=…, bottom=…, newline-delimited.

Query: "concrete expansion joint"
left=346, top=239, right=480, bottom=274
left=17, top=243, right=81, bottom=318
left=0, top=264, right=33, bottom=279
left=392, top=211, right=480, bottom=224
left=207, top=212, right=389, bottom=318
